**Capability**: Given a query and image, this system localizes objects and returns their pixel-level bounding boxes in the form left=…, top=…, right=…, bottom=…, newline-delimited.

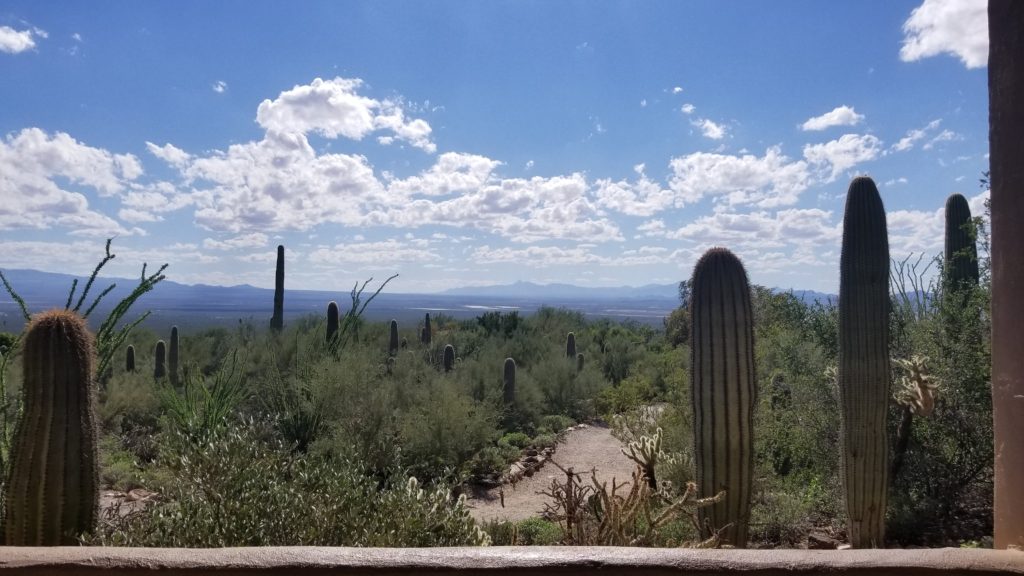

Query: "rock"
left=523, top=455, right=539, bottom=464
left=837, top=544, right=853, bottom=550
left=807, top=531, right=840, bottom=549
left=126, top=488, right=156, bottom=502
left=525, top=449, right=539, bottom=457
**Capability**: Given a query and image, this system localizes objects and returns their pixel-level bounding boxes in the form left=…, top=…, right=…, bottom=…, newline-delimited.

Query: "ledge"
left=2, top=547, right=1023, bottom=575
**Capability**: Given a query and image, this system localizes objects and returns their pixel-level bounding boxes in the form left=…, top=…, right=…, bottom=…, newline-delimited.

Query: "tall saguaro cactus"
left=443, top=344, right=455, bottom=373
left=421, top=313, right=432, bottom=346
left=389, top=319, right=400, bottom=356
left=503, top=358, right=516, bottom=405
left=690, top=247, right=757, bottom=547
left=270, top=245, right=285, bottom=332
left=125, top=344, right=135, bottom=373
left=838, top=176, right=891, bottom=548
left=3, top=309, right=99, bottom=545
left=326, top=301, right=340, bottom=343
left=566, top=332, right=577, bottom=359
left=168, top=325, right=180, bottom=387
left=944, top=193, right=980, bottom=290
left=154, top=340, right=166, bottom=379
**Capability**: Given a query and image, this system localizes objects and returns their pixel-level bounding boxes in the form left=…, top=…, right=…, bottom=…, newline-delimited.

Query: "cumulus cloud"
left=891, top=119, right=942, bottom=152
left=668, top=146, right=811, bottom=208
left=680, top=103, right=695, bottom=115
left=146, top=141, right=192, bottom=168
left=692, top=118, right=727, bottom=140
left=0, top=25, right=41, bottom=54
left=470, top=244, right=684, bottom=268
left=203, top=233, right=269, bottom=251
left=800, top=105, right=865, bottom=131
left=803, top=133, right=882, bottom=181
left=900, top=0, right=987, bottom=69
left=594, top=170, right=675, bottom=217
left=212, top=80, right=228, bottom=93
left=666, top=208, right=839, bottom=251
left=255, top=77, right=436, bottom=152
left=308, top=239, right=441, bottom=265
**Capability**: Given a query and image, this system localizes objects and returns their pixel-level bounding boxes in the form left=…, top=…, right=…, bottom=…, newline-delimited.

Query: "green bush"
left=516, top=517, right=562, bottom=545
left=499, top=431, right=531, bottom=449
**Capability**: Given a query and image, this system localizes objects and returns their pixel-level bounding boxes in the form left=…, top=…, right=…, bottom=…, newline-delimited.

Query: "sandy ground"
left=466, top=422, right=638, bottom=524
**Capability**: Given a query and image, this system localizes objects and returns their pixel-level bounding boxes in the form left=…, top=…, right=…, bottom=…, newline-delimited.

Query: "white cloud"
left=900, top=0, right=988, bottom=69
left=72, top=32, right=82, bottom=42
left=666, top=208, right=839, bottom=250
left=692, top=118, right=727, bottom=140
left=802, top=133, right=882, bottom=181
left=118, top=182, right=193, bottom=223
left=203, top=233, right=269, bottom=251
left=668, top=146, right=811, bottom=208
left=255, top=77, right=436, bottom=152
left=308, top=239, right=441, bottom=265
left=640, top=99, right=648, bottom=107
left=146, top=141, right=192, bottom=168
left=891, top=119, right=942, bottom=152
left=923, top=129, right=960, bottom=149
left=671, top=86, right=684, bottom=94
left=680, top=103, right=696, bottom=115
left=212, top=80, right=228, bottom=93
left=884, top=177, right=909, bottom=186
left=0, top=26, right=40, bottom=54
left=470, top=244, right=683, bottom=268
left=387, top=152, right=499, bottom=198
left=800, top=105, right=865, bottom=131
left=594, top=172, right=674, bottom=217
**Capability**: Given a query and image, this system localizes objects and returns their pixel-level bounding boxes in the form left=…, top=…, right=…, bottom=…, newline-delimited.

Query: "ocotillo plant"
left=838, top=176, right=890, bottom=549
left=576, top=352, right=585, bottom=372
left=566, top=332, right=577, bottom=359
left=389, top=319, right=400, bottom=356
left=503, top=357, right=516, bottom=405
left=943, top=193, right=980, bottom=290
left=168, top=325, right=180, bottom=387
left=690, top=247, right=756, bottom=548
left=270, top=245, right=284, bottom=332
left=3, top=309, right=98, bottom=545
left=154, top=340, right=166, bottom=379
left=125, top=344, right=135, bottom=373
left=443, top=344, right=455, bottom=373
left=326, top=301, right=340, bottom=343
left=421, top=313, right=432, bottom=346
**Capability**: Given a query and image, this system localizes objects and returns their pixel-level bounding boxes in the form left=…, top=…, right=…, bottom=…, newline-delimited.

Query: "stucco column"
left=989, top=0, right=1024, bottom=551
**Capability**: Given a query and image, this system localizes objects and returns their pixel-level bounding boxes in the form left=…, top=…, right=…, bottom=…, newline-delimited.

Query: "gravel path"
left=466, top=422, right=638, bottom=524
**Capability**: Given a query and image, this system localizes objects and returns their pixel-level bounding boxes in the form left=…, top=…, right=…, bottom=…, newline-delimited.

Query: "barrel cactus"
left=566, top=332, right=577, bottom=359
left=125, top=344, right=135, bottom=373
left=838, top=176, right=890, bottom=548
left=503, top=357, right=516, bottom=405
left=3, top=309, right=99, bottom=545
left=154, top=340, right=166, bottom=379
left=389, top=319, right=400, bottom=356
left=443, top=344, right=455, bottom=373
left=943, top=193, right=980, bottom=290
left=690, top=247, right=756, bottom=547
left=270, top=245, right=284, bottom=332
left=168, top=325, right=180, bottom=386
left=326, top=301, right=340, bottom=343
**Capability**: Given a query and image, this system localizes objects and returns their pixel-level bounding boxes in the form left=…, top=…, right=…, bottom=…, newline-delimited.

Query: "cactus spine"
left=326, top=301, right=340, bottom=343
left=154, top=340, right=166, bottom=379
left=566, top=332, right=577, bottom=359
left=421, top=313, right=432, bottom=346
left=943, top=193, right=979, bottom=290
left=503, top=358, right=516, bottom=405
left=168, top=325, right=180, bottom=387
left=389, top=319, right=400, bottom=356
left=443, top=344, right=455, bottom=373
left=3, top=309, right=98, bottom=545
left=838, top=176, right=890, bottom=548
left=270, top=244, right=284, bottom=332
left=690, top=247, right=756, bottom=547
left=125, top=344, right=135, bottom=373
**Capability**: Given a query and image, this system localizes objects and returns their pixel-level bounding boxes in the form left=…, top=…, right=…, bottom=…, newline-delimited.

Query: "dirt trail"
left=466, top=423, right=638, bottom=524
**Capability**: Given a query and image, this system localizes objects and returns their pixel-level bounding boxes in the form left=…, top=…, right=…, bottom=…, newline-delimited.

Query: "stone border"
left=2, top=547, right=1023, bottom=575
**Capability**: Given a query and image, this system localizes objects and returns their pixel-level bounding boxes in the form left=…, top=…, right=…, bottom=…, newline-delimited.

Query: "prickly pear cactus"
left=326, top=301, right=339, bottom=343
left=566, top=332, right=577, bottom=359
left=838, top=176, right=890, bottom=549
left=443, top=344, right=455, bottom=373
left=503, top=357, right=516, bottom=405
left=125, top=344, right=135, bottom=373
left=169, top=325, right=180, bottom=387
left=270, top=245, right=284, bottom=332
left=389, top=319, right=400, bottom=356
left=3, top=309, right=99, bottom=545
left=154, top=340, right=166, bottom=379
left=943, top=193, right=979, bottom=290
left=690, top=247, right=756, bottom=547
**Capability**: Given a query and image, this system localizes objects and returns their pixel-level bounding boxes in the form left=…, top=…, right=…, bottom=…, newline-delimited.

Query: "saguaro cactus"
left=389, top=319, right=400, bottom=356
left=838, top=176, right=891, bottom=548
left=566, top=332, right=577, bottom=359
left=270, top=245, right=285, bottom=332
left=154, top=340, right=166, bottom=379
left=690, top=247, right=756, bottom=547
left=421, top=313, right=432, bottom=346
left=168, top=325, right=180, bottom=387
left=944, top=193, right=980, bottom=290
left=503, top=358, right=516, bottom=405
left=576, top=352, right=585, bottom=372
left=443, top=344, right=455, bottom=373
left=125, top=344, right=135, bottom=373
left=326, top=301, right=340, bottom=343
left=3, top=309, right=99, bottom=545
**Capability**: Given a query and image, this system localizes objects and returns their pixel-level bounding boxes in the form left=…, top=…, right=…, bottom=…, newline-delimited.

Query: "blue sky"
left=0, top=1, right=989, bottom=294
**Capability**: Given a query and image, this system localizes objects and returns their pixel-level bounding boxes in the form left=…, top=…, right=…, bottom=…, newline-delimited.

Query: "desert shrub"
left=530, top=352, right=607, bottom=420
left=530, top=432, right=557, bottom=450
left=468, top=443, right=520, bottom=477
left=499, top=431, right=531, bottom=449
left=88, top=422, right=488, bottom=546
left=538, top=414, right=576, bottom=433
left=99, top=434, right=147, bottom=492
left=516, top=517, right=562, bottom=545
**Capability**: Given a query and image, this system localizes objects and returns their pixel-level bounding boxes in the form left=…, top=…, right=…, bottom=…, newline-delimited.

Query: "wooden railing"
left=2, top=547, right=1023, bottom=575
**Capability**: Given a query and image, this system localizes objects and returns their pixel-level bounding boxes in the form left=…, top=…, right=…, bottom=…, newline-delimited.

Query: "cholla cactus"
left=894, top=355, right=939, bottom=417
left=622, top=427, right=665, bottom=490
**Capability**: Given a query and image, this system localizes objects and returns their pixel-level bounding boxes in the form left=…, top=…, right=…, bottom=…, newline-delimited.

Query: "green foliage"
left=157, top=353, right=248, bottom=441
left=499, top=431, right=531, bottom=449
